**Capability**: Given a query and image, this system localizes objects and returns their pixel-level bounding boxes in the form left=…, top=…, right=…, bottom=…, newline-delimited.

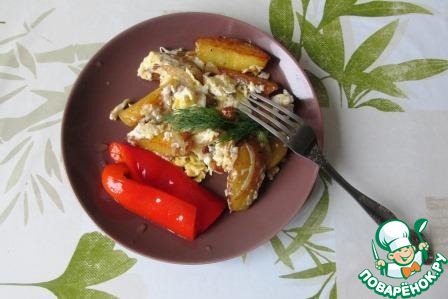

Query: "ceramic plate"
left=62, top=12, right=323, bottom=264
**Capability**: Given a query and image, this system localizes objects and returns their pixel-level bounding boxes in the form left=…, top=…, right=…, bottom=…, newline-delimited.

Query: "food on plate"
left=108, top=142, right=225, bottom=232
left=105, top=36, right=296, bottom=239
left=266, top=138, right=288, bottom=173
left=102, top=163, right=198, bottom=240
left=226, top=140, right=266, bottom=211
left=195, top=37, right=269, bottom=73
left=115, top=87, right=162, bottom=127
left=218, top=68, right=278, bottom=96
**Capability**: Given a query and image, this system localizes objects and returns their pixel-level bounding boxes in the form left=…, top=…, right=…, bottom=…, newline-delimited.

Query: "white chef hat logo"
left=376, top=220, right=412, bottom=252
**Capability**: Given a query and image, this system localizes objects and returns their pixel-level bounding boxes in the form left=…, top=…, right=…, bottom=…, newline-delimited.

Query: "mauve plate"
left=62, top=12, right=323, bottom=264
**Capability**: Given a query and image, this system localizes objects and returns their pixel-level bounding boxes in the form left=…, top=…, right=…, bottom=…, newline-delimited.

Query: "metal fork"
left=240, top=93, right=434, bottom=264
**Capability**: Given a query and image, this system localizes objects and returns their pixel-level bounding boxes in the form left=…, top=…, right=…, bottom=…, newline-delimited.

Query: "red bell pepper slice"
left=108, top=142, right=225, bottom=233
left=101, top=163, right=197, bottom=240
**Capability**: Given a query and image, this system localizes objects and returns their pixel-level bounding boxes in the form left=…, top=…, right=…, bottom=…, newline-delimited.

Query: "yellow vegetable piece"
left=226, top=140, right=266, bottom=211
left=135, top=135, right=177, bottom=158
left=118, top=87, right=162, bottom=127
left=266, top=137, right=288, bottom=170
left=173, top=154, right=208, bottom=182
left=135, top=129, right=191, bottom=160
left=195, top=37, right=269, bottom=72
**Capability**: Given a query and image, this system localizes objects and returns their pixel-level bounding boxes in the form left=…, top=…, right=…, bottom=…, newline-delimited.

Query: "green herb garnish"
left=164, top=107, right=268, bottom=143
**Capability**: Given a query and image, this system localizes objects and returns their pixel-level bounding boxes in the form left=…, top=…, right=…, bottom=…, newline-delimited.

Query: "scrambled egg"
left=204, top=74, right=243, bottom=108
left=127, top=122, right=165, bottom=143
left=204, top=75, right=236, bottom=97
left=161, top=67, right=207, bottom=109
left=211, top=141, right=239, bottom=173
left=272, top=89, right=294, bottom=111
left=129, top=47, right=290, bottom=182
left=192, top=129, right=219, bottom=144
left=172, top=86, right=197, bottom=109
left=137, top=51, right=183, bottom=81
left=140, top=103, right=163, bottom=122
left=173, top=154, right=208, bottom=182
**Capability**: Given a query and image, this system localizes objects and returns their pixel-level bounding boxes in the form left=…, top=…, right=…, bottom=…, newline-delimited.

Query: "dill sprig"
left=164, top=107, right=268, bottom=143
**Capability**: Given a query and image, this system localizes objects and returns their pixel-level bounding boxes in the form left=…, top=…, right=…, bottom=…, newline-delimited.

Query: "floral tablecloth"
left=1, top=1, right=447, bottom=298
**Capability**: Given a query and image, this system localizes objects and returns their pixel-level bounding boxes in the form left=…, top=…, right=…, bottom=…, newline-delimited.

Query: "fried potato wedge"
left=266, top=137, right=288, bottom=170
left=226, top=140, right=266, bottom=211
left=118, top=87, right=162, bottom=127
left=195, top=37, right=269, bottom=72
left=135, top=136, right=177, bottom=158
left=219, top=68, right=278, bottom=96
left=135, top=132, right=190, bottom=159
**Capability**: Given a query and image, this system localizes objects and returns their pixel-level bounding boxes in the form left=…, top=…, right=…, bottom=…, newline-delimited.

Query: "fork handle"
left=308, top=146, right=398, bottom=224
left=323, top=161, right=398, bottom=224
left=308, top=146, right=434, bottom=264
left=321, top=158, right=435, bottom=264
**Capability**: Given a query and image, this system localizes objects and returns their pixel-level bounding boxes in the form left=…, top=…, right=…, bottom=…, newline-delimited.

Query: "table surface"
left=1, top=1, right=447, bottom=298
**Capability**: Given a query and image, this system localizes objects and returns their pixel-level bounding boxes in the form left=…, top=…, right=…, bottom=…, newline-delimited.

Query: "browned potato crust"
left=219, top=68, right=278, bottom=96
left=195, top=37, right=269, bottom=72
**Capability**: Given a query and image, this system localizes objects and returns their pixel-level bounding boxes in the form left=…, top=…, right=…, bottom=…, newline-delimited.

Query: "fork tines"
left=239, top=93, right=303, bottom=143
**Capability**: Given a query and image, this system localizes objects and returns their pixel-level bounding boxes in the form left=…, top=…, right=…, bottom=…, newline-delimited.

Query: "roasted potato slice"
left=135, top=130, right=191, bottom=159
left=135, top=135, right=177, bottom=158
left=219, top=68, right=278, bottom=96
left=195, top=37, right=269, bottom=72
left=226, top=140, right=266, bottom=211
left=118, top=87, right=162, bottom=127
left=266, top=137, right=288, bottom=170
